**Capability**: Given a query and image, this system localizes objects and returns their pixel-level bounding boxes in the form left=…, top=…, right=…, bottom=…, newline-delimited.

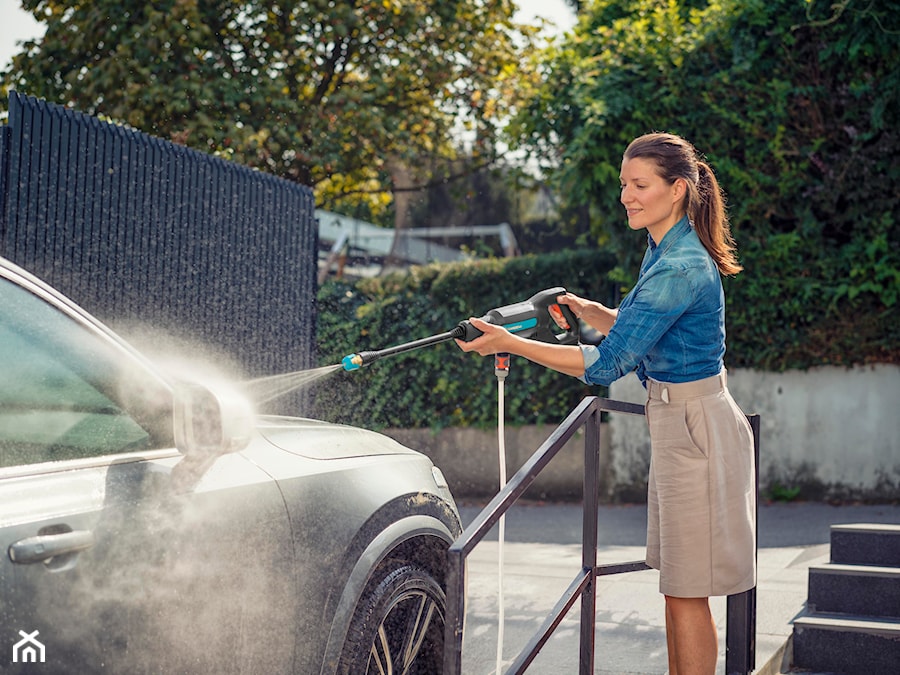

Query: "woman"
left=456, top=132, right=756, bottom=675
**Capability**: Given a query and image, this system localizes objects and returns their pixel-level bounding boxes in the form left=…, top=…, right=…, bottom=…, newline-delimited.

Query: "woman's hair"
left=624, top=132, right=742, bottom=276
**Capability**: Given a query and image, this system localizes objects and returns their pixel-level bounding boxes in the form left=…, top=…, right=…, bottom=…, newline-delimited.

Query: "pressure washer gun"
left=341, top=286, right=579, bottom=371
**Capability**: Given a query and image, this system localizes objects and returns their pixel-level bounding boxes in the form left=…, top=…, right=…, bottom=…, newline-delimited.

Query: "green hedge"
left=312, top=249, right=616, bottom=429
left=503, top=0, right=900, bottom=374
left=311, top=245, right=899, bottom=430
left=724, top=226, right=900, bottom=370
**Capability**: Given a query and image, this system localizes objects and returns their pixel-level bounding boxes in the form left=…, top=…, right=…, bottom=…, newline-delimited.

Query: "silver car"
left=0, top=256, right=461, bottom=673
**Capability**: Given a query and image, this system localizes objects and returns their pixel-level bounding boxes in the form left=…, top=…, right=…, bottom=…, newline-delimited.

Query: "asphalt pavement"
left=456, top=500, right=900, bottom=675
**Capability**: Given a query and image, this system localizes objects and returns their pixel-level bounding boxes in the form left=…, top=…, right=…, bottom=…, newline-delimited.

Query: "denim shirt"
left=580, top=215, right=725, bottom=387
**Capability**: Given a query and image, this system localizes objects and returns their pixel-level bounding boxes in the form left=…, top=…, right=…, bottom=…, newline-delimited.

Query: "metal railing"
left=443, top=395, right=760, bottom=675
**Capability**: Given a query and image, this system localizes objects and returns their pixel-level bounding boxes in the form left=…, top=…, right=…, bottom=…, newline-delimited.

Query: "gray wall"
left=387, top=424, right=611, bottom=502
left=610, top=364, right=900, bottom=502
left=388, top=364, right=900, bottom=503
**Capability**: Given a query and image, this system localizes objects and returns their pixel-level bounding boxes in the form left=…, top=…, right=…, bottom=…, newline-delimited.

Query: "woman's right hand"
left=454, top=317, right=515, bottom=356
left=456, top=316, right=588, bottom=377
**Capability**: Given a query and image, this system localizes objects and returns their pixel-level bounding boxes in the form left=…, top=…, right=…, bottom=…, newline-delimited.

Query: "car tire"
left=337, top=562, right=446, bottom=674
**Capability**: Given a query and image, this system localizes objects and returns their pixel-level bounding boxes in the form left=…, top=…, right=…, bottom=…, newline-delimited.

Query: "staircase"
left=791, top=523, right=900, bottom=675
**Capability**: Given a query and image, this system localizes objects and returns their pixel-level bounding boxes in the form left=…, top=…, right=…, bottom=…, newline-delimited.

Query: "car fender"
left=318, top=513, right=456, bottom=674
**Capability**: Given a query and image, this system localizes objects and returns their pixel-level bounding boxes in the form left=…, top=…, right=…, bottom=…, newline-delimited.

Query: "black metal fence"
left=445, top=396, right=760, bottom=674
left=0, top=92, right=317, bottom=411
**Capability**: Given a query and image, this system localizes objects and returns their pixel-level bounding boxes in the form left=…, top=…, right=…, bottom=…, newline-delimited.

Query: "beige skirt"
left=645, top=371, right=756, bottom=598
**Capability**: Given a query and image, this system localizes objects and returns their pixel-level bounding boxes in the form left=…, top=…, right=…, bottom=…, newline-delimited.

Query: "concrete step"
left=792, top=613, right=900, bottom=675
left=808, top=563, right=900, bottom=618
left=830, top=523, right=900, bottom=567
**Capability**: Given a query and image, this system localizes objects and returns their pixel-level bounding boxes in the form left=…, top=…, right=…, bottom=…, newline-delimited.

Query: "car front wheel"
left=338, top=563, right=446, bottom=674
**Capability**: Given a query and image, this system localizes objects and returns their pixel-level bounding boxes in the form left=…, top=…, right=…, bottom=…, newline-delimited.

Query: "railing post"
left=579, top=403, right=601, bottom=674
left=725, top=414, right=760, bottom=675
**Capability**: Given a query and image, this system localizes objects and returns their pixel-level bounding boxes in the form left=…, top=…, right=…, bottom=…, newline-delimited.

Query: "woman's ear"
left=672, top=177, right=687, bottom=204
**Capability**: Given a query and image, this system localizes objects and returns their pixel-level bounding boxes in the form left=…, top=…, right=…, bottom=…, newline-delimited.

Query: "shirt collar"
left=647, top=215, right=691, bottom=254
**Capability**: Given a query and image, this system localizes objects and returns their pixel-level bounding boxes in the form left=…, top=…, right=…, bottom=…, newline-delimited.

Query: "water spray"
left=242, top=364, right=343, bottom=405
left=340, top=287, right=579, bottom=371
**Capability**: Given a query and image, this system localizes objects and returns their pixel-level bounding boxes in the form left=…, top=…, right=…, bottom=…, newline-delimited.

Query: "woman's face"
left=619, top=156, right=685, bottom=242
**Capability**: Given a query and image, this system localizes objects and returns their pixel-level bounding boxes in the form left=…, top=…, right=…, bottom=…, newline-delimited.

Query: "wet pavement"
left=457, top=501, right=900, bottom=675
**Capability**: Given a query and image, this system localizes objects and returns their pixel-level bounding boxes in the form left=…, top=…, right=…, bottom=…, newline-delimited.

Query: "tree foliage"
left=2, top=0, right=535, bottom=212
left=507, top=0, right=899, bottom=367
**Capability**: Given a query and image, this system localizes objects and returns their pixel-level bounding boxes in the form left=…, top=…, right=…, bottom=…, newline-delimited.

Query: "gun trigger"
left=549, top=304, right=571, bottom=330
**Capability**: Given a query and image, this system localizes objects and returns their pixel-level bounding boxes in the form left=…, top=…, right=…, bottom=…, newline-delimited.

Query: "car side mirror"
left=173, top=382, right=254, bottom=457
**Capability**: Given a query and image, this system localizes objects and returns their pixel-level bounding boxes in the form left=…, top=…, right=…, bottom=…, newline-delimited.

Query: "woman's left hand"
left=557, top=292, right=586, bottom=318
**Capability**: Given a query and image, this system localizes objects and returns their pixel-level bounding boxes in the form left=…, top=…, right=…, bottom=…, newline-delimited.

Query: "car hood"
left=254, top=415, right=420, bottom=460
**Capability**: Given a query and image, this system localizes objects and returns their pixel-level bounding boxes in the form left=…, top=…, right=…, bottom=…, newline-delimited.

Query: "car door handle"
left=8, top=530, right=95, bottom=564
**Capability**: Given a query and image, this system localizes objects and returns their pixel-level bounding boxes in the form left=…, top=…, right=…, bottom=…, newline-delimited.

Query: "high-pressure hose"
left=494, top=353, right=510, bottom=673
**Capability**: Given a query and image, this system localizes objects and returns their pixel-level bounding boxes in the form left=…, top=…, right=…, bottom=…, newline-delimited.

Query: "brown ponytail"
left=624, top=133, right=743, bottom=276
left=693, top=161, right=742, bottom=276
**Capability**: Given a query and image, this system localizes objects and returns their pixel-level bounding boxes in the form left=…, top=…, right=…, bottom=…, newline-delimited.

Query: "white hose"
left=495, top=375, right=507, bottom=674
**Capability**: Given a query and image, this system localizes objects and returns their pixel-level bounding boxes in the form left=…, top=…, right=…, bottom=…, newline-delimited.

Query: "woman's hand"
left=557, top=292, right=618, bottom=335
left=557, top=292, right=588, bottom=320
left=454, top=317, right=515, bottom=356
left=455, top=316, right=586, bottom=376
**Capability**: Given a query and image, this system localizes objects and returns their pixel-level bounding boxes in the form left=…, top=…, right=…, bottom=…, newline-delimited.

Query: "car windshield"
left=0, top=276, right=174, bottom=467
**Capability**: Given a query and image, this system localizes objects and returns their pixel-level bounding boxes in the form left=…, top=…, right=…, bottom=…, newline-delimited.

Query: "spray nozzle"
left=339, top=330, right=460, bottom=372
left=341, top=353, right=364, bottom=371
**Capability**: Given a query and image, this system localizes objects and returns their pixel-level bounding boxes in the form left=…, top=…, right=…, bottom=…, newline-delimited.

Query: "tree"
left=512, top=0, right=899, bottom=256
left=2, top=0, right=536, bottom=213
left=508, top=0, right=899, bottom=368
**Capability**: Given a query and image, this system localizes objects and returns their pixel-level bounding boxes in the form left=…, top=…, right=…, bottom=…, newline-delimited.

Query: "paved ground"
left=456, top=501, right=900, bottom=675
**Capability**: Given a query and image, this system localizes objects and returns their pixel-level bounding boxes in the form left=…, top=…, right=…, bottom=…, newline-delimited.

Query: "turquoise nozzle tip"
left=342, top=354, right=362, bottom=371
